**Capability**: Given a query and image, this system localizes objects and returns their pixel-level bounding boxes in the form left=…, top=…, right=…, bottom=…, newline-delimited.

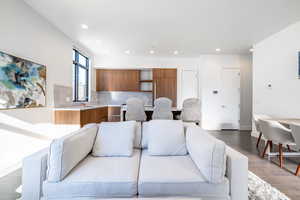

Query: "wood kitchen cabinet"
left=54, top=107, right=108, bottom=127
left=96, top=69, right=140, bottom=91
left=107, top=106, right=121, bottom=122
left=153, top=68, right=177, bottom=106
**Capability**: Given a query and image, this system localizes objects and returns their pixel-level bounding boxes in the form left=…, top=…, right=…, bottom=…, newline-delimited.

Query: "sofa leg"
left=256, top=132, right=262, bottom=148
left=261, top=140, right=270, bottom=158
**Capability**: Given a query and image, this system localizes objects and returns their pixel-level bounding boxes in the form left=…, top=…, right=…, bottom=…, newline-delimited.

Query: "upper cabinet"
left=96, top=69, right=140, bottom=91
left=96, top=68, right=177, bottom=107
left=153, top=68, right=177, bottom=106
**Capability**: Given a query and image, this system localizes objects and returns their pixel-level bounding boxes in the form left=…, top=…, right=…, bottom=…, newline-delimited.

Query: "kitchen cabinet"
left=96, top=69, right=140, bottom=91
left=153, top=68, right=177, bottom=106
left=107, top=106, right=121, bottom=122
left=54, top=107, right=108, bottom=127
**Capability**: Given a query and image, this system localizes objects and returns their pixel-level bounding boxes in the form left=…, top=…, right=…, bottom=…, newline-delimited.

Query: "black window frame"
left=73, top=49, right=89, bottom=102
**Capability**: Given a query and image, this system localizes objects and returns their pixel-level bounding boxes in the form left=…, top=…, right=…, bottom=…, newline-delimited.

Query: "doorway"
left=220, top=68, right=240, bottom=130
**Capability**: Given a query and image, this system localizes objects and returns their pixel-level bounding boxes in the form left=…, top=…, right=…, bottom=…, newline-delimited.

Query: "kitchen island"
left=54, top=105, right=121, bottom=126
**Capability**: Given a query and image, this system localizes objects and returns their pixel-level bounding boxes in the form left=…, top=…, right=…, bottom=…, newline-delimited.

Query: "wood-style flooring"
left=211, top=130, right=300, bottom=200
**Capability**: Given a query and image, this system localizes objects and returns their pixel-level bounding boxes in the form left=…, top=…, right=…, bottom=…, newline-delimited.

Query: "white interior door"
left=181, top=68, right=199, bottom=103
left=221, top=69, right=240, bottom=129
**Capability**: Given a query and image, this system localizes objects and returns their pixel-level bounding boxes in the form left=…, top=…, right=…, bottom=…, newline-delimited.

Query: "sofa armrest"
left=22, top=148, right=48, bottom=200
left=226, top=146, right=248, bottom=200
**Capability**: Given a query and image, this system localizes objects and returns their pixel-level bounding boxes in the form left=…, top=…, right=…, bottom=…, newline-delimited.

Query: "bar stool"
left=152, top=97, right=173, bottom=120
left=180, top=98, right=201, bottom=125
left=125, top=98, right=146, bottom=121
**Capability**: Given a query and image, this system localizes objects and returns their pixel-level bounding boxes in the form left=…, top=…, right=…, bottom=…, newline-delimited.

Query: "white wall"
left=94, top=55, right=201, bottom=68
left=199, top=55, right=252, bottom=130
left=0, top=0, right=93, bottom=123
left=240, top=55, right=253, bottom=130
left=95, top=55, right=202, bottom=108
left=253, top=21, right=300, bottom=133
left=95, top=54, right=252, bottom=130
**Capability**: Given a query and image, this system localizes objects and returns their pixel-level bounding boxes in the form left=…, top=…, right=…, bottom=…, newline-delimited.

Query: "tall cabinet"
left=153, top=68, right=177, bottom=107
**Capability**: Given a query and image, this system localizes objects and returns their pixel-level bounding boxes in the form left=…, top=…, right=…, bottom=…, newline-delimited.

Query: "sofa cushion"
left=92, top=121, right=135, bottom=157
left=43, top=149, right=141, bottom=199
left=141, top=121, right=150, bottom=148
left=138, top=150, right=229, bottom=198
left=134, top=122, right=142, bottom=148
left=141, top=121, right=193, bottom=150
left=47, top=123, right=98, bottom=182
left=147, top=120, right=187, bottom=156
left=186, top=127, right=226, bottom=183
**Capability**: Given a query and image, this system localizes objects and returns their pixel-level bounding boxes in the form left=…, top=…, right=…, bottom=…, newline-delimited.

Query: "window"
left=73, top=49, right=89, bottom=102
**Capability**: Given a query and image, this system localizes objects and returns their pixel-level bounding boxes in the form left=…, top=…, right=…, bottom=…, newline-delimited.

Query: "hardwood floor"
left=210, top=130, right=300, bottom=200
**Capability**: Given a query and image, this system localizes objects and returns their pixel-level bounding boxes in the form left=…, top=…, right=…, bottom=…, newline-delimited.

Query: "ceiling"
left=24, top=0, right=300, bottom=57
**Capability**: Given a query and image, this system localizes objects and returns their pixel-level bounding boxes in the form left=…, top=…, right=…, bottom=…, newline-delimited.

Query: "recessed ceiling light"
left=149, top=50, right=155, bottom=54
left=81, top=24, right=89, bottom=29
left=173, top=50, right=179, bottom=55
left=125, top=50, right=131, bottom=54
left=216, top=48, right=221, bottom=52
left=249, top=48, right=254, bottom=52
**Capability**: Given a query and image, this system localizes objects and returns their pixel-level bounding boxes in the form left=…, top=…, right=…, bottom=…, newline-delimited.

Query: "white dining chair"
left=180, top=98, right=201, bottom=125
left=253, top=114, right=271, bottom=148
left=125, top=97, right=147, bottom=121
left=152, top=97, right=173, bottom=120
left=290, top=124, right=300, bottom=176
left=259, top=119, right=295, bottom=168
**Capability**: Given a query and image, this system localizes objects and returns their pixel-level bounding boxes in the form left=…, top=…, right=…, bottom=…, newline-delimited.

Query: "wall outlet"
left=66, top=97, right=71, bottom=102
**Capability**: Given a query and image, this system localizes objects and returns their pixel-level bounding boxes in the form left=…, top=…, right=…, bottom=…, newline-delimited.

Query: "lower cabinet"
left=54, top=107, right=108, bottom=127
left=107, top=106, right=121, bottom=122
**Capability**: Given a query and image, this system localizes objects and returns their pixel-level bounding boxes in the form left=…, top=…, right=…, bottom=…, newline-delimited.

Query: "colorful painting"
left=0, top=51, right=46, bottom=109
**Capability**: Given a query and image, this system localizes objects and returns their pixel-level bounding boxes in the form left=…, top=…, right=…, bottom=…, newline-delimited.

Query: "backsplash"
left=53, top=84, right=73, bottom=107
left=97, top=91, right=153, bottom=106
left=53, top=85, right=100, bottom=107
left=53, top=84, right=152, bottom=107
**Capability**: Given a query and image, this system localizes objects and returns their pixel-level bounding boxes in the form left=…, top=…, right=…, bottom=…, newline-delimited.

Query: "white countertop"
left=54, top=104, right=181, bottom=111
left=121, top=105, right=181, bottom=111
left=53, top=104, right=121, bottom=111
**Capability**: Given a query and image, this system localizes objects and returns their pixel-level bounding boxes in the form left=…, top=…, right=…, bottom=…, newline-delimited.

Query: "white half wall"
left=253, top=21, right=300, bottom=120
left=0, top=0, right=93, bottom=123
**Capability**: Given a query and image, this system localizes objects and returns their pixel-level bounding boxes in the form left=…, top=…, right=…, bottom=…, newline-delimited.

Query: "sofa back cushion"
left=134, top=122, right=142, bottom=148
left=141, top=122, right=150, bottom=148
left=92, top=121, right=135, bottom=157
left=186, top=127, right=226, bottom=183
left=47, top=123, right=98, bottom=182
left=147, top=120, right=187, bottom=156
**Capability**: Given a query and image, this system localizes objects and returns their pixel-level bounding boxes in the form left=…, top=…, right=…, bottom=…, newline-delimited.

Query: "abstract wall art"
left=0, top=51, right=46, bottom=109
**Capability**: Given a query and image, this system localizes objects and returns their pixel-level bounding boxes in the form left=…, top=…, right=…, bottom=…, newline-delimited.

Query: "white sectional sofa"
left=22, top=121, right=248, bottom=200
